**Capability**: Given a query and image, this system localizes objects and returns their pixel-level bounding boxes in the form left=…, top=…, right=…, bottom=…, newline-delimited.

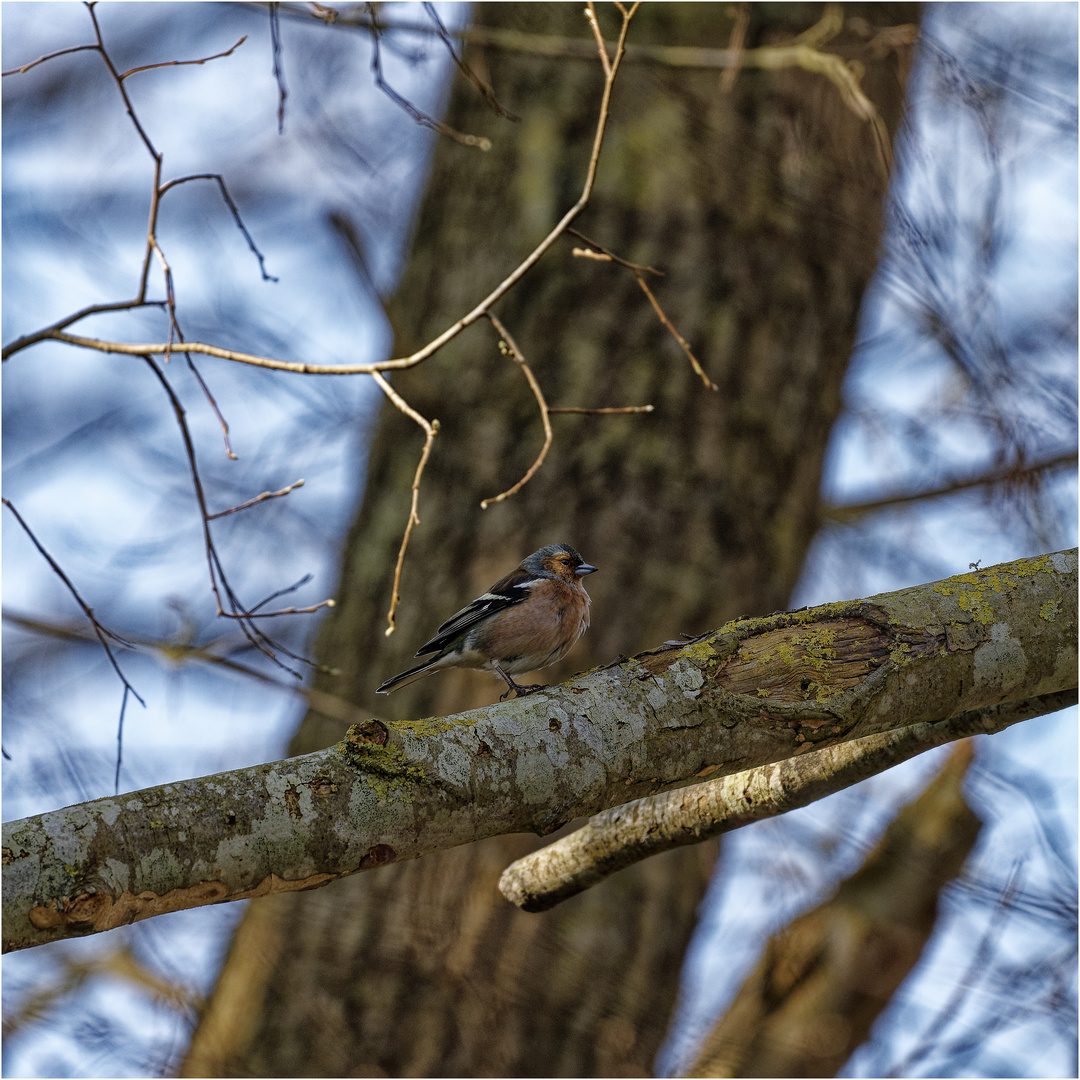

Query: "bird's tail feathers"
left=375, top=659, right=440, bottom=695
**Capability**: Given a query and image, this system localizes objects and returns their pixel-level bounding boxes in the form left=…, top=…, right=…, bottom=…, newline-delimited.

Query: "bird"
left=376, top=543, right=598, bottom=700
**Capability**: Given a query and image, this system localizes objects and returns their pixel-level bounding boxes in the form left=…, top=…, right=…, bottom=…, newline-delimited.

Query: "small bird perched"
left=376, top=543, right=598, bottom=700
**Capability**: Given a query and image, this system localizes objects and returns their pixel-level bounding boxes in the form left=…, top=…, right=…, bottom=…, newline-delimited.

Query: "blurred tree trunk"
left=182, top=4, right=917, bottom=1076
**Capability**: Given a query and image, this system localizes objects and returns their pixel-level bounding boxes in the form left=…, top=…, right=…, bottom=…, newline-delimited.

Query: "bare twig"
left=249, top=573, right=312, bottom=613
left=549, top=405, right=654, bottom=415
left=269, top=3, right=288, bottom=133
left=569, top=230, right=716, bottom=390
left=719, top=1, right=750, bottom=93
left=826, top=451, right=1079, bottom=522
left=567, top=227, right=662, bottom=275
left=208, top=479, right=306, bottom=519
left=2, top=42, right=98, bottom=77
left=366, top=1, right=491, bottom=150
left=1, top=301, right=167, bottom=359
left=371, top=372, right=440, bottom=636
left=114, top=685, right=130, bottom=794
left=583, top=2, right=612, bottom=79
left=186, top=354, right=238, bottom=459
left=246, top=601, right=335, bottom=618
left=158, top=173, right=278, bottom=282
left=118, top=36, right=247, bottom=79
left=633, top=269, right=716, bottom=389
left=421, top=2, right=520, bottom=121
left=86, top=2, right=158, bottom=159
left=480, top=314, right=553, bottom=510
left=1, top=499, right=145, bottom=708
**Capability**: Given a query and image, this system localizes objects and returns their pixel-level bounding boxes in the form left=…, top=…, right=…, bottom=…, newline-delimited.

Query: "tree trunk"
left=183, top=4, right=917, bottom=1075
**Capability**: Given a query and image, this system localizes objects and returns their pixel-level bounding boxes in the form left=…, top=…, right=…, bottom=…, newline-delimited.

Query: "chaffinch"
left=376, top=543, right=598, bottom=700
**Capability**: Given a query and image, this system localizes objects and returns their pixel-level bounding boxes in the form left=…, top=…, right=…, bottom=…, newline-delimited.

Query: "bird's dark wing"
left=415, top=568, right=536, bottom=656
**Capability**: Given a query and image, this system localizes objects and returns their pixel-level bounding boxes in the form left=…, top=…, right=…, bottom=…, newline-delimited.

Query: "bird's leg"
left=494, top=662, right=545, bottom=701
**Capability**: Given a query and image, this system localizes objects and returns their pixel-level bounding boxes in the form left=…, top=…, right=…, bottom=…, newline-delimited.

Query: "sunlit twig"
left=208, top=480, right=306, bottom=520
left=119, top=36, right=247, bottom=79
left=480, top=313, right=552, bottom=510
left=569, top=229, right=716, bottom=390
left=371, top=372, right=440, bottom=636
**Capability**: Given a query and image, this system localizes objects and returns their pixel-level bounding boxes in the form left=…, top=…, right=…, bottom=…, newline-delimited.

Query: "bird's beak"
left=576, top=563, right=598, bottom=576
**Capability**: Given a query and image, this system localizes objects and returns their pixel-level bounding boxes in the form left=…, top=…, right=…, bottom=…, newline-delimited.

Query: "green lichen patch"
left=391, top=712, right=479, bottom=739
left=889, top=640, right=912, bottom=665
left=337, top=730, right=428, bottom=801
left=932, top=554, right=1060, bottom=625
left=1040, top=599, right=1061, bottom=622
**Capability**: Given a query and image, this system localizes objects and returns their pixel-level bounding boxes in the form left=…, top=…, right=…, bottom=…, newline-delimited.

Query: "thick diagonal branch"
left=3, top=550, right=1074, bottom=951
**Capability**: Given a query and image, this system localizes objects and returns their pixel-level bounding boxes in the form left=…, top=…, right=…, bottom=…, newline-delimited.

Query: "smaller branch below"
left=498, top=690, right=1076, bottom=911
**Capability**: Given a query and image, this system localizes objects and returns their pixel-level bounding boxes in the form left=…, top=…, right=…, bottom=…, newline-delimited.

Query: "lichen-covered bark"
left=5, top=549, right=1074, bottom=952
left=499, top=689, right=1077, bottom=911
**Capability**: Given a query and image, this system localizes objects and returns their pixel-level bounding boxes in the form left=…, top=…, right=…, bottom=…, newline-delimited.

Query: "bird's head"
left=524, top=543, right=598, bottom=583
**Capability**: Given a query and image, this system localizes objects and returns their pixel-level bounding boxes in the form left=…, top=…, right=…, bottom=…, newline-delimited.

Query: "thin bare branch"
left=157, top=173, right=278, bottom=281
left=366, top=1, right=491, bottom=150
left=119, top=36, right=247, bottom=79
left=480, top=314, right=552, bottom=510
left=186, top=355, right=238, bottom=459
left=719, top=1, right=750, bottom=93
left=137, top=155, right=164, bottom=303
left=569, top=230, right=715, bottom=390
left=371, top=372, right=440, bottom=636
left=246, top=601, right=335, bottom=618
left=421, top=1, right=520, bottom=121
left=207, top=479, right=306, bottom=520
left=1, top=499, right=145, bottom=707
left=633, top=269, right=716, bottom=389
left=86, top=2, right=159, bottom=160
left=827, top=451, right=1079, bottom=522
left=1, top=301, right=166, bottom=359
left=2, top=42, right=98, bottom=77
left=584, top=2, right=612, bottom=79
left=269, top=3, right=288, bottom=133
left=114, top=685, right=130, bottom=794
left=549, top=405, right=654, bottom=415
left=567, top=227, right=662, bottom=275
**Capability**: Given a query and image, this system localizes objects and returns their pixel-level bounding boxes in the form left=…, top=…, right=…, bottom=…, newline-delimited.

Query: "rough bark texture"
left=499, top=688, right=1078, bottom=911
left=183, top=4, right=918, bottom=1076
left=6, top=550, right=1074, bottom=953
left=683, top=742, right=982, bottom=1078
